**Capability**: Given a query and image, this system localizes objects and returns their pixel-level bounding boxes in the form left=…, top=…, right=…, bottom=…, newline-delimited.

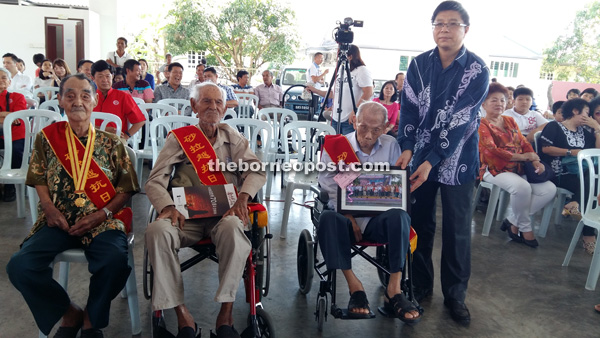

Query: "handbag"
left=523, top=161, right=555, bottom=183
left=561, top=155, right=588, bottom=175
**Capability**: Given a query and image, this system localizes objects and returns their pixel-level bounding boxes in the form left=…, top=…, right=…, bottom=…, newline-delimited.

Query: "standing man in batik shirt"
left=396, top=0, right=489, bottom=325
left=6, top=74, right=139, bottom=337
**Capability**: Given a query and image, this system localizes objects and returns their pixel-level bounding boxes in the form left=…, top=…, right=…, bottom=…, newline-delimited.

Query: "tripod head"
left=334, top=17, right=363, bottom=45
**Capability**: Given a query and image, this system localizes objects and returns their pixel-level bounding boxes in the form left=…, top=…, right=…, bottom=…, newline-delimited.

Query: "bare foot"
left=595, top=304, right=600, bottom=313
left=174, top=304, right=195, bottom=330
left=216, top=302, right=234, bottom=329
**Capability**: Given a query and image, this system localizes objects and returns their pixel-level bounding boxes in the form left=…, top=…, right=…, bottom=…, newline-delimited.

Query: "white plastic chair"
left=140, top=103, right=178, bottom=120
left=222, top=118, right=273, bottom=202
left=33, top=86, right=59, bottom=102
left=25, top=97, right=38, bottom=109
left=223, top=108, right=237, bottom=120
left=0, top=109, right=61, bottom=218
left=157, top=98, right=192, bottom=117
left=257, top=108, right=298, bottom=199
left=91, top=112, right=122, bottom=136
left=10, top=88, right=34, bottom=99
left=279, top=121, right=335, bottom=238
left=39, top=99, right=61, bottom=114
left=236, top=93, right=259, bottom=119
left=150, top=116, right=198, bottom=165
left=562, top=149, right=600, bottom=290
left=133, top=97, right=145, bottom=106
left=37, top=147, right=141, bottom=338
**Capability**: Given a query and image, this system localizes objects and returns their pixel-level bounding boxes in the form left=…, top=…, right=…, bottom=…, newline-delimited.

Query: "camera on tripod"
left=334, top=17, right=363, bottom=45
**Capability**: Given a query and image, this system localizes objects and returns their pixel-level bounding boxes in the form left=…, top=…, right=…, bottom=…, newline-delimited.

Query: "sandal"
left=53, top=326, right=81, bottom=338
left=383, top=291, right=422, bottom=324
left=347, top=290, right=372, bottom=319
left=583, top=240, right=596, bottom=255
left=595, top=304, right=600, bottom=314
left=214, top=325, right=240, bottom=338
left=562, top=205, right=583, bottom=221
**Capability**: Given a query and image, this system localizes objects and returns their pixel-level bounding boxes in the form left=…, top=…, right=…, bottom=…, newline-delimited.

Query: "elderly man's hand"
left=157, top=205, right=186, bottom=229
left=68, top=211, right=106, bottom=237
left=344, top=214, right=362, bottom=242
left=42, top=202, right=70, bottom=232
left=223, top=192, right=250, bottom=225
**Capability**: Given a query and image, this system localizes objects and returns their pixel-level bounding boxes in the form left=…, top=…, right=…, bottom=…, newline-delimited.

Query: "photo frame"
left=337, top=166, right=410, bottom=216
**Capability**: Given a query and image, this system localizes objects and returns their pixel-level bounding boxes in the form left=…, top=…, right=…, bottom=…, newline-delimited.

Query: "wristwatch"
left=566, top=149, right=572, bottom=156
left=103, top=207, right=113, bottom=220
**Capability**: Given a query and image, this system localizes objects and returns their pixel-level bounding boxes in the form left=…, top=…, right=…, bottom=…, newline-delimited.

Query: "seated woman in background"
left=113, top=67, right=124, bottom=84
left=51, top=58, right=71, bottom=87
left=372, top=80, right=399, bottom=137
left=33, top=59, right=55, bottom=103
left=479, top=83, right=556, bottom=248
left=539, top=98, right=600, bottom=254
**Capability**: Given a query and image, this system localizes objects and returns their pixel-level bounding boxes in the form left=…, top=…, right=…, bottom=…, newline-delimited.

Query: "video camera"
left=334, top=17, right=363, bottom=45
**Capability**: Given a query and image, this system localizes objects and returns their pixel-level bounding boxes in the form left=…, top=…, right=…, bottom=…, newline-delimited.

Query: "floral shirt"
left=478, top=116, right=534, bottom=178
left=25, top=127, right=139, bottom=245
left=398, top=45, right=489, bottom=185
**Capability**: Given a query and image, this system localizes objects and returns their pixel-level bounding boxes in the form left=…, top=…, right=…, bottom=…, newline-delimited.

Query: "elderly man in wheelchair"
left=316, top=101, right=422, bottom=324
left=145, top=82, right=267, bottom=338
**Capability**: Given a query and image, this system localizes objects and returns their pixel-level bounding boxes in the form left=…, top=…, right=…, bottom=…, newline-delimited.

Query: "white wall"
left=0, top=4, right=91, bottom=78
left=89, top=0, right=118, bottom=63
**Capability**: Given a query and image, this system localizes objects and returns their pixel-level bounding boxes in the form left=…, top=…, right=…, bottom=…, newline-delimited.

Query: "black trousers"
left=410, top=180, right=474, bottom=303
left=6, top=226, right=130, bottom=334
left=318, top=209, right=411, bottom=273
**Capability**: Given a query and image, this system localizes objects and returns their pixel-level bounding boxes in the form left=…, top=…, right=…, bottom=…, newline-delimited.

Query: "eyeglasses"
left=432, top=22, right=468, bottom=30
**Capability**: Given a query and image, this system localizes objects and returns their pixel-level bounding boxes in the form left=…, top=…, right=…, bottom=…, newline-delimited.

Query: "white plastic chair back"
left=224, top=108, right=237, bottom=120
left=91, top=112, right=122, bottom=136
left=10, top=88, right=34, bottom=99
left=222, top=118, right=272, bottom=155
left=150, top=116, right=198, bottom=165
left=533, top=131, right=541, bottom=153
left=25, top=97, right=38, bottom=109
left=157, top=98, right=192, bottom=117
left=39, top=99, right=61, bottom=114
left=563, top=149, right=600, bottom=290
left=257, top=108, right=298, bottom=152
left=1, top=109, right=61, bottom=218
left=236, top=93, right=258, bottom=119
left=133, top=97, right=145, bottom=106
left=140, top=103, right=179, bottom=120
left=33, top=86, right=59, bottom=101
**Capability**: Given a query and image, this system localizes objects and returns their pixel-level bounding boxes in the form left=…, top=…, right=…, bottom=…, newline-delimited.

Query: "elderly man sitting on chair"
left=145, top=82, right=266, bottom=338
left=6, top=73, right=139, bottom=338
left=318, top=101, right=421, bottom=324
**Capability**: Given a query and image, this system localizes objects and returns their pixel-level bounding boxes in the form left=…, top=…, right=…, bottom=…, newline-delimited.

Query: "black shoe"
left=501, top=219, right=523, bottom=243
left=3, top=184, right=15, bottom=202
left=80, top=328, right=104, bottom=338
left=444, top=299, right=470, bottom=325
left=520, top=233, right=539, bottom=248
left=413, top=287, right=433, bottom=303
left=177, top=323, right=199, bottom=338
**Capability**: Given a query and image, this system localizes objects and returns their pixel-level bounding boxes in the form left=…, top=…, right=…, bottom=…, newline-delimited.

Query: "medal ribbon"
left=66, top=124, right=96, bottom=198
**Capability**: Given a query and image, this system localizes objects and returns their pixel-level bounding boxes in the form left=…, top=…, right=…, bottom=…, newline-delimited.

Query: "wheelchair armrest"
left=310, top=184, right=329, bottom=203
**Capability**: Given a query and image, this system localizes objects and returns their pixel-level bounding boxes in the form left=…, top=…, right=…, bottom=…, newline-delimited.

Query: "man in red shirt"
left=0, top=67, right=27, bottom=201
left=91, top=60, right=145, bottom=141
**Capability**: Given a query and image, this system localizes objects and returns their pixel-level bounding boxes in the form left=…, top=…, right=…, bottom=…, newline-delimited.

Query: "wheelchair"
left=296, top=187, right=421, bottom=331
left=143, top=203, right=274, bottom=338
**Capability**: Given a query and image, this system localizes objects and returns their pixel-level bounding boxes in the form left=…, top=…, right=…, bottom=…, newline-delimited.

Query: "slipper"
left=215, top=325, right=240, bottom=338
left=595, top=304, right=600, bottom=314
left=383, top=291, right=422, bottom=324
left=347, top=290, right=372, bottom=319
left=53, top=325, right=81, bottom=338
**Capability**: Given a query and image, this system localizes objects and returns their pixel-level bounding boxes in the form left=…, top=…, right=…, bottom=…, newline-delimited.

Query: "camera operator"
left=306, top=44, right=372, bottom=135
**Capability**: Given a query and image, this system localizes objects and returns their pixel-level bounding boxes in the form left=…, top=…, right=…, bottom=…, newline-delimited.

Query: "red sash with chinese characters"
left=41, top=122, right=133, bottom=231
left=323, top=134, right=360, bottom=165
left=171, top=125, right=228, bottom=186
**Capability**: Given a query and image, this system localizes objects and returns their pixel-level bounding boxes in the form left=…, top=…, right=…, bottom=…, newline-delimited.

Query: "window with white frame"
left=539, top=72, right=554, bottom=80
left=399, top=55, right=415, bottom=71
left=490, top=60, right=519, bottom=78
left=187, top=51, right=206, bottom=69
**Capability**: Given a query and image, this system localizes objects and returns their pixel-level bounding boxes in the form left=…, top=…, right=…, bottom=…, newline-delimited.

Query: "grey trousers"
left=145, top=215, right=251, bottom=310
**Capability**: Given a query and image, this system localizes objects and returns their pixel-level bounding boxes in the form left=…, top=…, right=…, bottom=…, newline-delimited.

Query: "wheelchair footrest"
left=334, top=308, right=376, bottom=320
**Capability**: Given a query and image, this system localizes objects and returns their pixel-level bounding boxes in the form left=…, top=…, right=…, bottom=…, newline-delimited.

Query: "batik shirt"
left=398, top=45, right=489, bottom=185
left=25, top=128, right=139, bottom=245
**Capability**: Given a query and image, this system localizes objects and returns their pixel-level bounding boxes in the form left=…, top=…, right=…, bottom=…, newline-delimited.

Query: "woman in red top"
left=0, top=67, right=27, bottom=202
left=478, top=83, right=556, bottom=248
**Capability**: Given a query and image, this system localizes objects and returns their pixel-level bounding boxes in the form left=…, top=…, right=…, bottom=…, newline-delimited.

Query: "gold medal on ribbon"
left=66, top=124, right=96, bottom=208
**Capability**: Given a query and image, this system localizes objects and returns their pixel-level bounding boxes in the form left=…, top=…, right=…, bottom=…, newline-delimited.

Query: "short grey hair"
left=356, top=101, right=388, bottom=124
left=262, top=70, right=274, bottom=77
left=190, top=81, right=227, bottom=106
left=0, top=67, right=12, bottom=80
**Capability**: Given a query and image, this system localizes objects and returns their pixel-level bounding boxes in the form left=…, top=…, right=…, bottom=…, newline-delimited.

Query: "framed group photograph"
left=337, top=166, right=410, bottom=216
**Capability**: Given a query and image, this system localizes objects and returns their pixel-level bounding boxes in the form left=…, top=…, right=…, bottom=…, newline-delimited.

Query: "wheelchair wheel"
left=297, top=229, right=314, bottom=295
left=256, top=226, right=271, bottom=297
left=316, top=297, right=326, bottom=332
left=247, top=308, right=275, bottom=338
left=376, top=245, right=390, bottom=288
